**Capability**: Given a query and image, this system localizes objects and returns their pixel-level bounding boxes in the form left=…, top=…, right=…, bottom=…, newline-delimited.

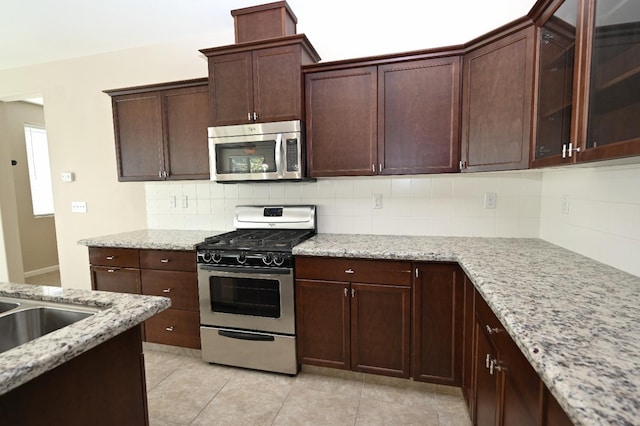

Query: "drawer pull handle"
left=345, top=268, right=355, bottom=274
left=485, top=325, right=502, bottom=335
left=107, top=269, right=116, bottom=273
left=162, top=288, right=171, bottom=293
left=165, top=326, right=174, bottom=332
left=106, top=256, right=116, bottom=260
left=160, top=259, right=170, bottom=263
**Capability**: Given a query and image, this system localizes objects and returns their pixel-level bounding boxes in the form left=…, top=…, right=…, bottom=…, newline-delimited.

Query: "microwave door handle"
left=275, top=133, right=284, bottom=178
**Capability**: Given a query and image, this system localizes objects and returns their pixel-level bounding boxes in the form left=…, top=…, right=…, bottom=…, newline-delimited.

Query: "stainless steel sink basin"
left=0, top=301, right=19, bottom=313
left=0, top=296, right=101, bottom=354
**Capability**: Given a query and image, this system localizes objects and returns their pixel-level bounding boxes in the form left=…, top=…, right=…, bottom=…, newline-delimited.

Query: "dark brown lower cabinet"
left=462, top=275, right=476, bottom=421
left=89, top=247, right=200, bottom=349
left=295, top=256, right=412, bottom=378
left=295, top=279, right=350, bottom=369
left=0, top=326, right=148, bottom=426
left=474, top=320, right=500, bottom=426
left=470, top=286, right=574, bottom=426
left=412, top=263, right=463, bottom=385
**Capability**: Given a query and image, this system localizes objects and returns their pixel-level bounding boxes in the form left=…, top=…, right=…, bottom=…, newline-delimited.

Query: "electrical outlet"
left=561, top=194, right=570, bottom=215
left=71, top=201, right=87, bottom=213
left=484, top=192, right=497, bottom=209
left=181, top=195, right=188, bottom=208
left=373, top=193, right=383, bottom=209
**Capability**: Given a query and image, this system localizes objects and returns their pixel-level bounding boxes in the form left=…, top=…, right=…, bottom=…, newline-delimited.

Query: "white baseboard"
left=24, top=265, right=59, bottom=278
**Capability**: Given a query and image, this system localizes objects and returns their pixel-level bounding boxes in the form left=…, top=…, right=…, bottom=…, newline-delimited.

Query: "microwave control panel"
left=286, top=139, right=299, bottom=172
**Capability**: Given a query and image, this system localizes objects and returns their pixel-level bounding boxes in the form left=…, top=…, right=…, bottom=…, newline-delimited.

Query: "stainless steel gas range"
left=196, top=205, right=316, bottom=375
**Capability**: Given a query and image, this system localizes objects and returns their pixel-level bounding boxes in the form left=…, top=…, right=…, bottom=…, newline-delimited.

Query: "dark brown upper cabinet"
left=105, top=79, right=210, bottom=181
left=460, top=24, right=536, bottom=172
left=200, top=35, right=320, bottom=127
left=304, top=53, right=462, bottom=177
left=532, top=0, right=640, bottom=167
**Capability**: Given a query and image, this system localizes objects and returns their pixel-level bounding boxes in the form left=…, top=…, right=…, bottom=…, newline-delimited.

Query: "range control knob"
left=201, top=251, right=212, bottom=263
left=212, top=251, right=222, bottom=263
left=273, top=254, right=285, bottom=266
left=262, top=253, right=273, bottom=266
left=236, top=253, right=247, bottom=264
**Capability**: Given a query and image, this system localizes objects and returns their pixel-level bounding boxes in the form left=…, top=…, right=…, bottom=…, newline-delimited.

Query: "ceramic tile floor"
left=144, top=348, right=472, bottom=426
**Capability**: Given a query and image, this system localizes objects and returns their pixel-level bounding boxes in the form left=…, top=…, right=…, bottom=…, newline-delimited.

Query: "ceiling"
left=0, top=0, right=536, bottom=72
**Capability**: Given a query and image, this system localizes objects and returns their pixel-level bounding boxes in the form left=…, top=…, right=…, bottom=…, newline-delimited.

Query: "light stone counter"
left=78, top=229, right=224, bottom=251
left=293, top=234, right=640, bottom=426
left=0, top=282, right=170, bottom=395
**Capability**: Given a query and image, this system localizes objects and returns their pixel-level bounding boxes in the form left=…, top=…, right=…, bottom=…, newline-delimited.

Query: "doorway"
left=0, top=98, right=60, bottom=286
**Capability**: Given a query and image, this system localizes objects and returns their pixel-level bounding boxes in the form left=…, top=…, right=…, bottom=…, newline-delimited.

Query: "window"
left=24, top=125, right=54, bottom=216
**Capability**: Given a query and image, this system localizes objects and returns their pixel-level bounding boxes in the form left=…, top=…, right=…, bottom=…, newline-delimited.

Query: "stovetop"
left=199, top=229, right=315, bottom=251
left=196, top=205, right=316, bottom=268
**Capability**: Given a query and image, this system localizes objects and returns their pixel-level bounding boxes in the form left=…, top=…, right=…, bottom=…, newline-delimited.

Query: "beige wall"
left=0, top=34, right=225, bottom=289
left=2, top=101, right=59, bottom=273
left=0, top=102, right=25, bottom=282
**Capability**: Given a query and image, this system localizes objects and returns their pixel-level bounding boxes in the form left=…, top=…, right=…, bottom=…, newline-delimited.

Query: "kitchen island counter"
left=0, top=282, right=169, bottom=395
left=293, top=234, right=640, bottom=426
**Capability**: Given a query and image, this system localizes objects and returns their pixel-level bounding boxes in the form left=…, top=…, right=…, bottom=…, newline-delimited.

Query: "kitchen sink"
left=0, top=301, right=20, bottom=314
left=0, top=296, right=100, bottom=354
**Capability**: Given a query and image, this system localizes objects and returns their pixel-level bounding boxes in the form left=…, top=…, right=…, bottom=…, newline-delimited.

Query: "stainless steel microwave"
left=208, top=120, right=305, bottom=182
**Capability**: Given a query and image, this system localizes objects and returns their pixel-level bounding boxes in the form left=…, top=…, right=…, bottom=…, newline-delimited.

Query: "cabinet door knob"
left=165, top=326, right=174, bottom=332
left=345, top=268, right=355, bottom=274
left=160, top=259, right=170, bottom=263
left=162, top=288, right=171, bottom=293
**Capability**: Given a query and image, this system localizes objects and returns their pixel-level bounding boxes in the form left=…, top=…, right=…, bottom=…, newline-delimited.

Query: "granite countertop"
left=78, top=229, right=224, bottom=251
left=293, top=234, right=640, bottom=426
left=0, top=282, right=170, bottom=395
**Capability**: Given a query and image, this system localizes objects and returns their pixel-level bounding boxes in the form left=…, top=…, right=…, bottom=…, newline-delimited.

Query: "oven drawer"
left=145, top=309, right=200, bottom=349
left=140, top=250, right=196, bottom=272
left=295, top=257, right=412, bottom=286
left=89, top=247, right=140, bottom=268
left=141, top=269, right=198, bottom=311
left=200, top=326, right=297, bottom=375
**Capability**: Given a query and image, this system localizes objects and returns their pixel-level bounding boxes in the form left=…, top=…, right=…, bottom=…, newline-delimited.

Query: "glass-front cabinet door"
left=582, top=0, right=640, bottom=160
left=533, top=0, right=640, bottom=166
left=534, top=0, right=579, bottom=164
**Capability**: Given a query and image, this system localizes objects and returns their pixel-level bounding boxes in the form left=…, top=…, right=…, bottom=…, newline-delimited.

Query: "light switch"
left=71, top=201, right=87, bottom=213
left=181, top=195, right=188, bottom=208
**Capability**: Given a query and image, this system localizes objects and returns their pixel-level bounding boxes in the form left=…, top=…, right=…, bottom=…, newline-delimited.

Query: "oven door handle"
left=218, top=329, right=275, bottom=342
left=199, top=265, right=292, bottom=276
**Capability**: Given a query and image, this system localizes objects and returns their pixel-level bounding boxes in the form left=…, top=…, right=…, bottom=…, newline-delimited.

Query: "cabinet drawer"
left=141, top=269, right=198, bottom=311
left=475, top=291, right=504, bottom=340
left=145, top=309, right=200, bottom=349
left=89, top=247, right=139, bottom=268
left=296, top=257, right=412, bottom=286
left=140, top=250, right=196, bottom=272
left=90, top=266, right=141, bottom=294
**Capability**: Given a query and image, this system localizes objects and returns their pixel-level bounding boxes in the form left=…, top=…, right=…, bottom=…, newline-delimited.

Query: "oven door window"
left=215, top=140, right=277, bottom=175
left=209, top=276, right=281, bottom=318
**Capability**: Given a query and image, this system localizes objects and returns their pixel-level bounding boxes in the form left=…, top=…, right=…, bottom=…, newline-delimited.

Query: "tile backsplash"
left=145, top=164, right=640, bottom=277
left=539, top=163, right=640, bottom=278
left=146, top=171, right=543, bottom=238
